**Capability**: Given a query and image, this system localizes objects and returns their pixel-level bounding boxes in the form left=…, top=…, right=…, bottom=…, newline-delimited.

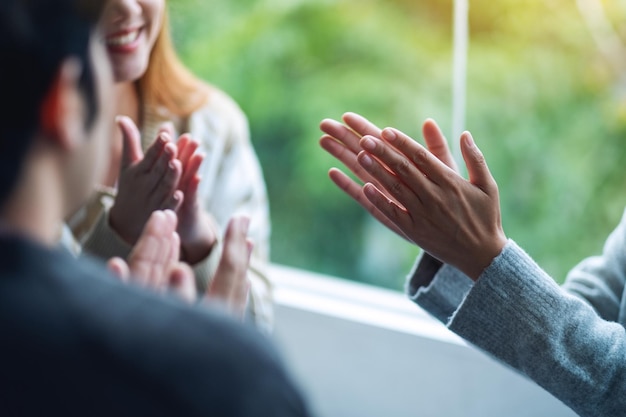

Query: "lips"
left=105, top=28, right=142, bottom=52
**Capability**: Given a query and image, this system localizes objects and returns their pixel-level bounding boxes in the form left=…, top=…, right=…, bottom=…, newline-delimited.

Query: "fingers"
left=320, top=112, right=383, bottom=157
left=362, top=183, right=412, bottom=232
left=328, top=167, right=364, bottom=203
left=320, top=113, right=418, bottom=242
left=127, top=210, right=178, bottom=287
left=177, top=134, right=200, bottom=168
left=208, top=216, right=252, bottom=319
left=151, top=157, right=182, bottom=205
left=342, top=112, right=383, bottom=139
left=422, top=118, right=458, bottom=172
left=320, top=118, right=364, bottom=155
left=217, top=216, right=251, bottom=278
left=166, top=217, right=181, bottom=265
left=460, top=132, right=496, bottom=193
left=135, top=140, right=181, bottom=208
left=107, top=257, right=130, bottom=283
left=147, top=133, right=201, bottom=208
left=328, top=168, right=410, bottom=240
left=167, top=263, right=197, bottom=304
left=147, top=141, right=177, bottom=188
left=119, top=208, right=201, bottom=304
left=231, top=239, right=253, bottom=313
left=116, top=116, right=144, bottom=171
left=179, top=153, right=204, bottom=195
left=320, top=134, right=376, bottom=185
left=181, top=175, right=201, bottom=206
left=358, top=134, right=428, bottom=204
left=163, top=190, right=184, bottom=212
left=141, top=132, right=171, bottom=172
left=378, top=128, right=457, bottom=188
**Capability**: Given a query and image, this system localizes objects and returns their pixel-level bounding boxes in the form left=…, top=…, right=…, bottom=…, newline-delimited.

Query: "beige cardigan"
left=65, top=87, right=273, bottom=332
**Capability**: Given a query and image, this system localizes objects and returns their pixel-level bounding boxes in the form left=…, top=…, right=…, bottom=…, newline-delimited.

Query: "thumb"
left=107, top=257, right=130, bottom=283
left=116, top=115, right=144, bottom=171
left=460, top=131, right=495, bottom=193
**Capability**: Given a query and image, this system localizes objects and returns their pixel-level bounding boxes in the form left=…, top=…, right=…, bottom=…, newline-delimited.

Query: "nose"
left=103, top=0, right=142, bottom=27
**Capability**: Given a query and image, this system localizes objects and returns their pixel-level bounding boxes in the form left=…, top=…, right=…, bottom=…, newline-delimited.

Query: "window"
left=171, top=0, right=626, bottom=288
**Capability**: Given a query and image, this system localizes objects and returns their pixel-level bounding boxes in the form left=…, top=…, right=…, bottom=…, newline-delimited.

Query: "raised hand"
left=355, top=126, right=507, bottom=280
left=173, top=134, right=217, bottom=265
left=108, top=212, right=253, bottom=315
left=320, top=113, right=408, bottom=240
left=109, top=116, right=183, bottom=245
left=320, top=113, right=459, bottom=242
left=108, top=210, right=197, bottom=303
left=206, top=216, right=253, bottom=320
left=109, top=117, right=217, bottom=265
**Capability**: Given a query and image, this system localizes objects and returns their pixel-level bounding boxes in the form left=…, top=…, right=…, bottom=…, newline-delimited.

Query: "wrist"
left=179, top=213, right=219, bottom=265
left=464, top=233, right=508, bottom=281
left=180, top=237, right=216, bottom=265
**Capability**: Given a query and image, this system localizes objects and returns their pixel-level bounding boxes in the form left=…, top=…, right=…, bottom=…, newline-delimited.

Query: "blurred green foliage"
left=170, top=0, right=626, bottom=289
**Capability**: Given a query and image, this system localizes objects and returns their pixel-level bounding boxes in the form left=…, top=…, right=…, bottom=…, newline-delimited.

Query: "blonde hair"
left=138, top=10, right=211, bottom=118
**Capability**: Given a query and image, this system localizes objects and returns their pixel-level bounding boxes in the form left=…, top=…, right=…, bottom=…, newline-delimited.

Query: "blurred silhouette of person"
left=0, top=1, right=310, bottom=415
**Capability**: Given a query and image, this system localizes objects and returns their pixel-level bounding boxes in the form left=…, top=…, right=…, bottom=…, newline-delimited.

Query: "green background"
left=169, top=0, right=626, bottom=289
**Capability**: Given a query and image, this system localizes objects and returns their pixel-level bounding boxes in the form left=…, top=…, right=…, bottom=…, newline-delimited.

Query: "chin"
left=113, top=61, right=149, bottom=84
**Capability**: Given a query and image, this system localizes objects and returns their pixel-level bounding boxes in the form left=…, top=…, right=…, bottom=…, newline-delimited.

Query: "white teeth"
left=106, top=30, right=139, bottom=47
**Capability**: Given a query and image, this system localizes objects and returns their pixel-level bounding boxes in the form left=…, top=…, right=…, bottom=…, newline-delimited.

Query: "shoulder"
left=0, top=241, right=307, bottom=415
left=96, top=287, right=307, bottom=415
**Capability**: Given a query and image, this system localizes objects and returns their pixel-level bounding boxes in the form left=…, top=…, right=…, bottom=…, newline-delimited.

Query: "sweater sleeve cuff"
left=406, top=252, right=474, bottom=324
left=448, top=239, right=561, bottom=344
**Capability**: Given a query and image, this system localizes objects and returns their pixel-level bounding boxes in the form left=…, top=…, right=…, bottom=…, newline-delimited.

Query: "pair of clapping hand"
left=107, top=117, right=251, bottom=318
left=115, top=110, right=510, bottom=316
left=320, top=113, right=508, bottom=281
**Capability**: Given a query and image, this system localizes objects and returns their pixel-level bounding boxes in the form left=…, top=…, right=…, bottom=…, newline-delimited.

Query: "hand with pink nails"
left=109, top=116, right=184, bottom=246
left=109, top=116, right=217, bottom=265
left=320, top=113, right=459, bottom=241
left=320, top=113, right=507, bottom=281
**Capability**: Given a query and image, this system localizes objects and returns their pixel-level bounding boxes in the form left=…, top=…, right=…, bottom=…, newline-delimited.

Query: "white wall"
left=270, top=265, right=577, bottom=417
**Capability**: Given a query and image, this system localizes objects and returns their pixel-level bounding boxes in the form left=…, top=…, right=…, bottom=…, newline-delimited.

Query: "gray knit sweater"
left=407, top=210, right=626, bottom=417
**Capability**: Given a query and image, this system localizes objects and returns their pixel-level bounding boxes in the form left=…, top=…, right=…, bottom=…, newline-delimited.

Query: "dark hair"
left=0, top=0, right=106, bottom=206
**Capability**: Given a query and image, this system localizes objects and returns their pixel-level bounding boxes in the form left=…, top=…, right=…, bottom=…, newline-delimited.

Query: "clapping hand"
left=321, top=113, right=507, bottom=280
left=108, top=210, right=196, bottom=303
left=109, top=117, right=217, bottom=265
left=108, top=212, right=252, bottom=318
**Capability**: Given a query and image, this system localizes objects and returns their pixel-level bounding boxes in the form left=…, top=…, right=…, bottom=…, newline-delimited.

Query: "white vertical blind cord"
left=452, top=0, right=469, bottom=171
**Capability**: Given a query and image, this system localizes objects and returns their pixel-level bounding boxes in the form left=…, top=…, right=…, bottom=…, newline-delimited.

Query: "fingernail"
left=363, top=183, right=377, bottom=197
left=164, top=143, right=176, bottom=155
left=360, top=152, right=373, bottom=167
left=160, top=132, right=171, bottom=142
left=361, top=136, right=376, bottom=151
left=382, top=129, right=396, bottom=141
